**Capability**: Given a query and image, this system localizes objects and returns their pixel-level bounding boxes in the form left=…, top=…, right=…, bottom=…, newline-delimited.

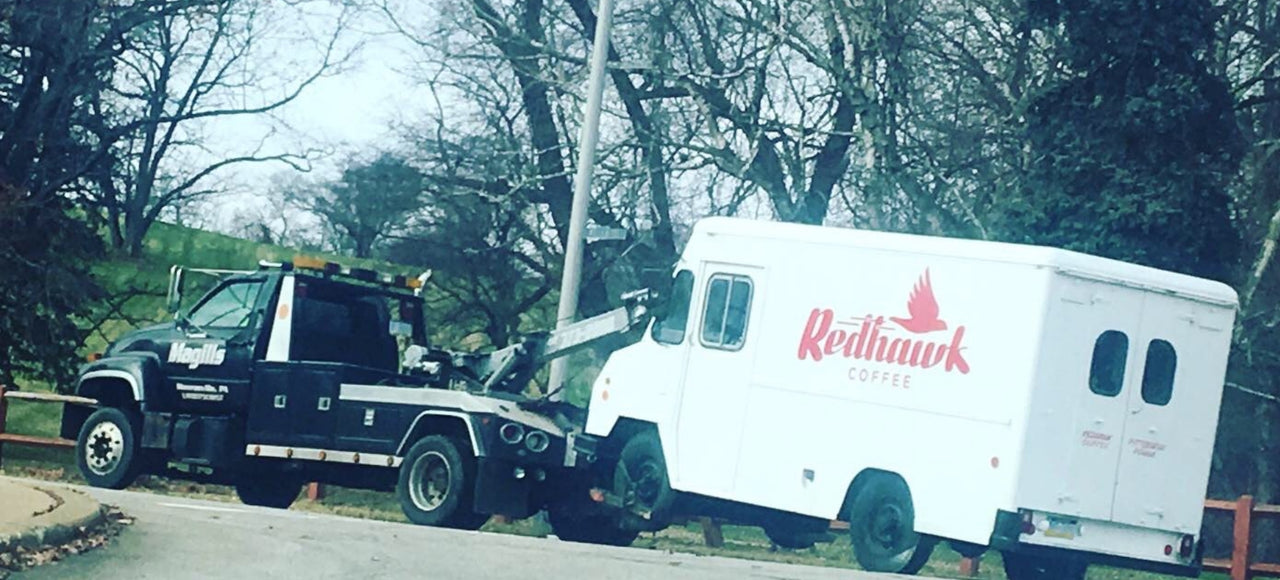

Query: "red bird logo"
left=890, top=269, right=948, bottom=334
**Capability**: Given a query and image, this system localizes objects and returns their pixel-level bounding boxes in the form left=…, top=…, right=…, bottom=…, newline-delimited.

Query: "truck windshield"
left=187, top=280, right=264, bottom=329
left=652, top=270, right=694, bottom=345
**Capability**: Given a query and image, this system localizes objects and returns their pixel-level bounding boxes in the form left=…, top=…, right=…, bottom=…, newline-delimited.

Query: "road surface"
left=13, top=480, right=902, bottom=580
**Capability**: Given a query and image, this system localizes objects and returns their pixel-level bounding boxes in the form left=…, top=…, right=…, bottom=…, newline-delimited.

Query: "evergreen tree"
left=1012, top=0, right=1242, bottom=281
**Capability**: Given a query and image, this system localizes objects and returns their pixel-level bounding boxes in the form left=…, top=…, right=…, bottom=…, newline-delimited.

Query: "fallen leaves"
left=0, top=505, right=133, bottom=574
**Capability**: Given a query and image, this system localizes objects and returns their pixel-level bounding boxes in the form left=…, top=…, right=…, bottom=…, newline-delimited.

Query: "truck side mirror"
left=167, top=265, right=185, bottom=314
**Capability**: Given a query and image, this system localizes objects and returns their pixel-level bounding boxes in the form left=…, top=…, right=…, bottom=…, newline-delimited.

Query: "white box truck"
left=579, top=217, right=1236, bottom=579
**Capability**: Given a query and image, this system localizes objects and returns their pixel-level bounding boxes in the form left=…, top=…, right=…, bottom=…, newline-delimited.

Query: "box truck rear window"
left=1140, top=339, right=1177, bottom=406
left=1089, top=330, right=1129, bottom=397
left=700, top=274, right=752, bottom=350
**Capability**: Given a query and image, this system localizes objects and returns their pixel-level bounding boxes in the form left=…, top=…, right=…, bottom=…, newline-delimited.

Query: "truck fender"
left=62, top=354, right=161, bottom=440
left=77, top=353, right=163, bottom=404
left=396, top=411, right=482, bottom=457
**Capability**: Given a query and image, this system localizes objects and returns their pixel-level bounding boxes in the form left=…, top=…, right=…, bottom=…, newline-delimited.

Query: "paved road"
left=12, top=480, right=900, bottom=580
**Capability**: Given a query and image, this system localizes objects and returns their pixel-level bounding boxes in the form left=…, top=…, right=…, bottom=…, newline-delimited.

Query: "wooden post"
left=959, top=556, right=981, bottom=577
left=699, top=517, right=724, bottom=548
left=1231, top=495, right=1254, bottom=580
left=0, top=385, right=8, bottom=469
left=307, top=482, right=324, bottom=501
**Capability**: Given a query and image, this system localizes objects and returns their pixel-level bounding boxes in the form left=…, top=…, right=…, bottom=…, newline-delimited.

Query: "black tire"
left=765, top=527, right=818, bottom=550
left=847, top=474, right=935, bottom=574
left=1002, top=552, right=1088, bottom=580
left=234, top=475, right=303, bottom=509
left=396, top=435, right=489, bottom=530
left=613, top=431, right=676, bottom=532
left=547, top=508, right=639, bottom=547
left=76, top=407, right=144, bottom=490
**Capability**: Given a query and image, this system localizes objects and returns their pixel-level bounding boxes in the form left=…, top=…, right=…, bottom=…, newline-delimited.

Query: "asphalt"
left=10, top=480, right=917, bottom=580
left=0, top=477, right=104, bottom=553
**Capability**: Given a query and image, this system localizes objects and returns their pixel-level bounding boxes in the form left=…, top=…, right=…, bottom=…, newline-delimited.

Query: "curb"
left=0, top=486, right=106, bottom=554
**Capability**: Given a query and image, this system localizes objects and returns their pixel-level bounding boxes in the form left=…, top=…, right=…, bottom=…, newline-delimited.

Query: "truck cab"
left=63, top=258, right=582, bottom=527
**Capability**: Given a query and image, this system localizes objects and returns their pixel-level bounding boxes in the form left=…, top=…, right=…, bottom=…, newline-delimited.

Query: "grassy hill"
left=83, top=222, right=429, bottom=354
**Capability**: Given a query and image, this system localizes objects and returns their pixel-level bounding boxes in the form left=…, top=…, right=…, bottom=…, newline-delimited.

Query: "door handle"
left=318, top=397, right=331, bottom=412
left=273, top=394, right=287, bottom=409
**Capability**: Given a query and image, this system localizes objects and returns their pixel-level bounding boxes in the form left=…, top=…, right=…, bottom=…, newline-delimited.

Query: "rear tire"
left=396, top=435, right=488, bottom=530
left=1002, top=552, right=1088, bottom=580
left=764, top=525, right=825, bottom=550
left=847, top=473, right=935, bottom=574
left=235, top=475, right=303, bottom=509
left=76, top=407, right=144, bottom=490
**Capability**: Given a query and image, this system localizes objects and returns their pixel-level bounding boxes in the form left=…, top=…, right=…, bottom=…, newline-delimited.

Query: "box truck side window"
left=1089, top=330, right=1129, bottom=397
left=1140, top=339, right=1177, bottom=406
left=651, top=270, right=695, bottom=345
left=700, top=274, right=753, bottom=350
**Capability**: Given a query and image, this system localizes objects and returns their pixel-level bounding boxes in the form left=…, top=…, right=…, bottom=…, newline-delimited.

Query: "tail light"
left=1020, top=510, right=1036, bottom=535
left=1179, top=534, right=1195, bottom=559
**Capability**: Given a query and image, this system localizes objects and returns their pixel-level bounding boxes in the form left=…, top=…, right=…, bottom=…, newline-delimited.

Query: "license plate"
left=1044, top=516, right=1080, bottom=540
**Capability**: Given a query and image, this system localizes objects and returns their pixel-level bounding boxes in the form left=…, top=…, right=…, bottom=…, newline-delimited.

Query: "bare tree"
left=88, top=0, right=353, bottom=256
left=291, top=152, right=424, bottom=259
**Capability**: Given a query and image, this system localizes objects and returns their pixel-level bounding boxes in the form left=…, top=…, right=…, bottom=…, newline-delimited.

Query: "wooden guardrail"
left=0, top=384, right=94, bottom=467
left=1204, top=495, right=1280, bottom=580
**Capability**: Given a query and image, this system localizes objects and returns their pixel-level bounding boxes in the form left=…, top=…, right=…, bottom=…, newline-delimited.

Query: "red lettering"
left=823, top=329, right=847, bottom=356
left=944, top=326, right=970, bottom=374
left=796, top=310, right=972, bottom=375
left=798, top=309, right=833, bottom=361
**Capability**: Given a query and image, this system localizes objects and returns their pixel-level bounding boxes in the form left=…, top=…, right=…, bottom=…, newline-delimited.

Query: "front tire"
left=847, top=473, right=935, bottom=573
left=396, top=435, right=488, bottom=530
left=547, top=508, right=639, bottom=546
left=1002, top=552, right=1088, bottom=580
left=235, top=474, right=303, bottom=509
left=613, top=431, right=676, bottom=532
left=76, top=407, right=144, bottom=490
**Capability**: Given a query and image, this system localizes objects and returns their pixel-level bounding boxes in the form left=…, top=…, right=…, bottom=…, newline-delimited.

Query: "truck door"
left=1109, top=294, right=1230, bottom=532
left=1045, top=278, right=1144, bottom=521
left=164, top=276, right=273, bottom=414
left=674, top=263, right=764, bottom=496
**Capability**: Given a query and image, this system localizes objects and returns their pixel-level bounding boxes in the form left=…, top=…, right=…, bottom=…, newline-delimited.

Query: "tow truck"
left=62, top=256, right=656, bottom=531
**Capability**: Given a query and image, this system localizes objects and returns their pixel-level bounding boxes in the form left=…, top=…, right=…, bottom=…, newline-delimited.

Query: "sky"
left=202, top=4, right=422, bottom=228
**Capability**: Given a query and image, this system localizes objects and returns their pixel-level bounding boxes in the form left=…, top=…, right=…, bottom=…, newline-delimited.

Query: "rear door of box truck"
left=1021, top=275, right=1145, bottom=522
left=1018, top=274, right=1233, bottom=564
left=1108, top=292, right=1230, bottom=534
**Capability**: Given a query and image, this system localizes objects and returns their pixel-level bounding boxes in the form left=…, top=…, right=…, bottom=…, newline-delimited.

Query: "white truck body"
left=585, top=217, right=1236, bottom=569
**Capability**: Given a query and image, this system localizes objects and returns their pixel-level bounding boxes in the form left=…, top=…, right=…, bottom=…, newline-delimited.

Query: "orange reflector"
left=589, top=488, right=605, bottom=503
left=293, top=255, right=327, bottom=271
left=87, top=353, right=102, bottom=362
left=601, top=389, right=609, bottom=401
left=277, top=304, right=290, bottom=319
left=318, top=451, right=327, bottom=460
left=406, top=278, right=423, bottom=289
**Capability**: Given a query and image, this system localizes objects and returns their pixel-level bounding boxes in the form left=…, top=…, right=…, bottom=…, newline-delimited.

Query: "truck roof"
left=691, top=217, right=1239, bottom=307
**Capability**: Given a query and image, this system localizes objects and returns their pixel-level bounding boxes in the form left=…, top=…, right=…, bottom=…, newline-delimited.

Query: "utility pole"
left=547, top=0, right=617, bottom=401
